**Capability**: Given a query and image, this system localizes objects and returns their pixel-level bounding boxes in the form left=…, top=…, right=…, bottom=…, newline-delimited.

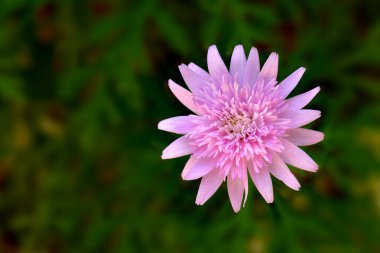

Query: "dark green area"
left=0, top=0, right=379, bottom=252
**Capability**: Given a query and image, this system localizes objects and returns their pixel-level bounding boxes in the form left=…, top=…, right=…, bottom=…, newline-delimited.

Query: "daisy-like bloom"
left=158, top=45, right=323, bottom=212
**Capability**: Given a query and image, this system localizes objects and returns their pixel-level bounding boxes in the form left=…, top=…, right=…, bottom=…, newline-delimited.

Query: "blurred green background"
left=0, top=0, right=379, bottom=252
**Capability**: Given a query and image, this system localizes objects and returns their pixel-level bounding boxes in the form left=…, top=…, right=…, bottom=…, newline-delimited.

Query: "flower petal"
left=285, top=128, right=324, bottom=146
left=161, top=136, right=193, bottom=159
left=188, top=62, right=210, bottom=80
left=279, top=138, right=318, bottom=172
left=207, top=45, right=229, bottom=80
left=243, top=47, right=260, bottom=86
left=248, top=163, right=274, bottom=203
left=258, top=53, right=278, bottom=84
left=158, top=115, right=197, bottom=134
left=230, top=45, right=246, bottom=85
left=168, top=80, right=200, bottom=114
left=195, top=169, right=225, bottom=205
left=242, top=171, right=249, bottom=207
left=281, top=109, right=321, bottom=128
left=227, top=175, right=245, bottom=213
left=277, top=67, right=306, bottom=98
left=179, top=64, right=208, bottom=95
left=268, top=152, right=300, bottom=190
left=182, top=156, right=216, bottom=180
left=286, top=86, right=320, bottom=110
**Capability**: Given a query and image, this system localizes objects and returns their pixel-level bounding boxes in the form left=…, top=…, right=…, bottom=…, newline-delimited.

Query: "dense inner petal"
left=187, top=75, right=291, bottom=179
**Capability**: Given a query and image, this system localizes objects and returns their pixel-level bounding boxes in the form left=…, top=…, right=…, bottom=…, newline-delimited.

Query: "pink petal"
left=207, top=45, right=229, bottom=79
left=242, top=172, right=249, bottom=207
left=243, top=47, right=260, bottom=86
left=285, top=128, right=324, bottom=146
left=268, top=152, right=300, bottom=190
left=168, top=80, right=200, bottom=114
left=248, top=163, right=274, bottom=203
left=257, top=53, right=278, bottom=84
left=281, top=109, right=321, bottom=128
left=180, top=156, right=197, bottom=179
left=227, top=175, right=244, bottom=213
left=179, top=64, right=207, bottom=95
left=161, top=136, right=194, bottom=159
left=230, top=45, right=246, bottom=85
left=182, top=156, right=216, bottom=180
left=279, top=138, right=318, bottom=172
left=277, top=67, right=306, bottom=98
left=188, top=62, right=210, bottom=80
left=286, top=86, right=320, bottom=110
left=195, top=169, right=225, bottom=205
left=158, top=115, right=197, bottom=134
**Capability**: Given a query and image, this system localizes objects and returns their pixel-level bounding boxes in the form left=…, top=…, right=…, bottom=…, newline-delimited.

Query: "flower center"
left=225, top=114, right=256, bottom=138
left=189, top=78, right=288, bottom=175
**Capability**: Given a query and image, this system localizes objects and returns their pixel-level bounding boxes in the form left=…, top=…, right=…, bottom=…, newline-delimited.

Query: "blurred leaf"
left=0, top=75, right=24, bottom=101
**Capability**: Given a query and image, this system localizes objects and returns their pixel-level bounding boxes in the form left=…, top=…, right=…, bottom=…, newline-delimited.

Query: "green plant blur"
left=0, top=0, right=379, bottom=252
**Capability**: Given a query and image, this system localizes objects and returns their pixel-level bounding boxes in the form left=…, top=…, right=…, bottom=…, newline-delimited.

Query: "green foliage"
left=0, top=0, right=379, bottom=252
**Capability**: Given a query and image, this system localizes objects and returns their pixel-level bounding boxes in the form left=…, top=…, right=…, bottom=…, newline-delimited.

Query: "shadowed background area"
left=0, top=0, right=379, bottom=252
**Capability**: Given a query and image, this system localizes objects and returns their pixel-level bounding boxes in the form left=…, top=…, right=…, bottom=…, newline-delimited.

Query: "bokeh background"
left=0, top=0, right=379, bottom=252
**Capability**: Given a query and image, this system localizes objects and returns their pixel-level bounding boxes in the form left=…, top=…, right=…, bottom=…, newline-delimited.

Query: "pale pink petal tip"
left=248, top=164, right=274, bottom=203
left=195, top=169, right=224, bottom=205
left=207, top=45, right=228, bottom=78
left=258, top=52, right=279, bottom=83
left=161, top=136, right=193, bottom=160
left=167, top=79, right=200, bottom=114
left=286, top=86, right=320, bottom=110
left=281, top=109, right=321, bottom=128
left=178, top=64, right=206, bottom=94
left=278, top=67, right=306, bottom=98
left=158, top=116, right=197, bottom=135
left=286, top=128, right=324, bottom=146
left=230, top=45, right=246, bottom=84
left=188, top=62, right=210, bottom=80
left=181, top=157, right=215, bottom=181
left=279, top=138, right=319, bottom=172
left=243, top=47, right=260, bottom=86
left=227, top=175, right=244, bottom=212
left=268, top=153, right=301, bottom=191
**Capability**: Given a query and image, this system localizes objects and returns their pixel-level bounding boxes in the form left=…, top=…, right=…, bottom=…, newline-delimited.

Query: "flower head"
left=158, top=45, right=323, bottom=212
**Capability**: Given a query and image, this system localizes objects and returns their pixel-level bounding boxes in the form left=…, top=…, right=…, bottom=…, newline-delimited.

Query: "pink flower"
left=158, top=45, right=323, bottom=212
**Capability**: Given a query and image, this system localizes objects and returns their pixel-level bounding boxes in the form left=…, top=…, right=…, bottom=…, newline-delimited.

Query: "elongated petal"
left=281, top=109, right=321, bottom=128
left=243, top=47, right=260, bottom=86
left=268, top=152, right=300, bottom=190
left=242, top=171, right=249, bottom=207
left=286, top=128, right=324, bottom=146
left=248, top=163, right=274, bottom=203
left=207, top=45, right=228, bottom=79
left=279, top=138, right=318, bottom=172
left=181, top=156, right=197, bottom=179
left=227, top=175, right=244, bottom=213
left=182, top=156, right=216, bottom=180
left=168, top=80, right=200, bottom=114
left=230, top=45, right=246, bottom=85
left=196, top=169, right=225, bottom=205
left=161, top=136, right=193, bottom=159
left=188, top=62, right=210, bottom=80
left=277, top=67, right=306, bottom=98
left=286, top=87, right=320, bottom=110
left=158, top=115, right=197, bottom=134
left=179, top=64, right=207, bottom=95
left=258, top=53, right=278, bottom=84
